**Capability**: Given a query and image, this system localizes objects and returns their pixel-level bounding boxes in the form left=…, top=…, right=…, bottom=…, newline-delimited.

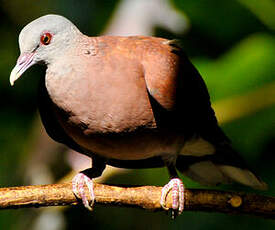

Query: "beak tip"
left=9, top=73, right=16, bottom=86
left=10, top=52, right=36, bottom=87
left=10, top=67, right=19, bottom=87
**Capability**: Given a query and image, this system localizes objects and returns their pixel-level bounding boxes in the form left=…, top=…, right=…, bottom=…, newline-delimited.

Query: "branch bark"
left=0, top=183, right=274, bottom=219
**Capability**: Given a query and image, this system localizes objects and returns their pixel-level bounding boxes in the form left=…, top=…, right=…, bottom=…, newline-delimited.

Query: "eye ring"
left=40, top=32, right=52, bottom=45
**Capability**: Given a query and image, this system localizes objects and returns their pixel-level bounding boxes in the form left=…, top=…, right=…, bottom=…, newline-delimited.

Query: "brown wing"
left=141, top=39, right=230, bottom=144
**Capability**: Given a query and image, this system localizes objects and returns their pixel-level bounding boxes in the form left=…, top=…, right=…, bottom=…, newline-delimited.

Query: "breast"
left=45, top=51, right=178, bottom=160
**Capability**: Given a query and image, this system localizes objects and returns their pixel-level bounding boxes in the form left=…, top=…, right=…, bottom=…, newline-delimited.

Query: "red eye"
left=40, top=32, right=52, bottom=45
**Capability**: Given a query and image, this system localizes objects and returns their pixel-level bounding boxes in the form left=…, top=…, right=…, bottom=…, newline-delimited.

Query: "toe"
left=72, top=173, right=95, bottom=210
left=160, top=178, right=185, bottom=217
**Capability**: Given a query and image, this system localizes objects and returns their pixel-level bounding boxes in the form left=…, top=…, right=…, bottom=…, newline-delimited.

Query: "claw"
left=160, top=178, right=184, bottom=218
left=72, top=173, right=95, bottom=210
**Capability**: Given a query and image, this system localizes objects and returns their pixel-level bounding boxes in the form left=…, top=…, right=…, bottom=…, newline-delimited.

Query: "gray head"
left=10, top=14, right=81, bottom=85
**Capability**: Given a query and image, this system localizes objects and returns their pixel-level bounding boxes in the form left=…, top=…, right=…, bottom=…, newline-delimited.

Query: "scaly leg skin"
left=72, top=172, right=95, bottom=210
left=72, top=156, right=106, bottom=210
left=160, top=178, right=184, bottom=218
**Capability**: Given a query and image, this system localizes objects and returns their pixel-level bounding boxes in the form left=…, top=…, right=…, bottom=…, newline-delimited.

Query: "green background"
left=0, top=0, right=274, bottom=229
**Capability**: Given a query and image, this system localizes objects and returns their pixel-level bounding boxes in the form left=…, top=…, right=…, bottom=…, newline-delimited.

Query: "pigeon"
left=10, top=14, right=267, bottom=217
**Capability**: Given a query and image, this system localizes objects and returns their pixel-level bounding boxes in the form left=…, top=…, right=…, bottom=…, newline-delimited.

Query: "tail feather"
left=176, top=142, right=267, bottom=190
left=218, top=165, right=267, bottom=190
left=182, top=160, right=231, bottom=186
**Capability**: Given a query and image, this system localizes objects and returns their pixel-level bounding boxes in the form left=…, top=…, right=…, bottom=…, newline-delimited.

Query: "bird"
left=10, top=14, right=266, bottom=217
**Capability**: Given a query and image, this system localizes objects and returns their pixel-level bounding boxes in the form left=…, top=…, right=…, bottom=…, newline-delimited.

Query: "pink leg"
left=160, top=178, right=184, bottom=218
left=72, top=173, right=95, bottom=210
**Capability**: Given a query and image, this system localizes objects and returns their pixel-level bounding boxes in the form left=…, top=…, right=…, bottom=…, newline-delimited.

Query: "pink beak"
left=10, top=52, right=35, bottom=86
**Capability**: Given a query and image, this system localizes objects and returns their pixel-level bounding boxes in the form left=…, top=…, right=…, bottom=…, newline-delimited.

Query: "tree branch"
left=0, top=183, right=274, bottom=219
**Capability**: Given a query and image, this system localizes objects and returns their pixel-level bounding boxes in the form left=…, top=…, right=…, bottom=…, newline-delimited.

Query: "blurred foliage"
left=0, top=0, right=274, bottom=229
left=238, top=0, right=275, bottom=30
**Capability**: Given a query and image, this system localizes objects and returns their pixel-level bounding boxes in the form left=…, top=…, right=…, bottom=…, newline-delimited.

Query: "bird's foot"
left=72, top=172, right=95, bottom=210
left=160, top=178, right=184, bottom=218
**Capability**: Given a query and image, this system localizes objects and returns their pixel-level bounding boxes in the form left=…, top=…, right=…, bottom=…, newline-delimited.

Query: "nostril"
left=18, top=54, right=27, bottom=65
left=17, top=52, right=34, bottom=66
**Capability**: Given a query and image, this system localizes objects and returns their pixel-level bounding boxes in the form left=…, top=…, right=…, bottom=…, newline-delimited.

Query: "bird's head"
left=10, top=14, right=81, bottom=86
